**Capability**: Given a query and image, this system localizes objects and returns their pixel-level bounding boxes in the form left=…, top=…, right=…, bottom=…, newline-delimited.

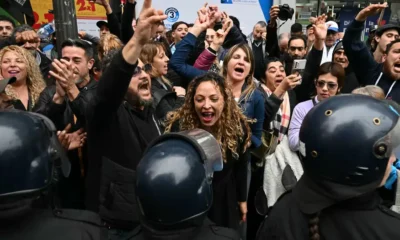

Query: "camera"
left=278, top=4, right=294, bottom=21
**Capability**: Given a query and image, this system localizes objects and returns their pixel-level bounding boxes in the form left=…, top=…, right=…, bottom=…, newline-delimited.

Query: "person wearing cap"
left=294, top=15, right=359, bottom=102
left=96, top=20, right=111, bottom=36
left=373, top=24, right=400, bottom=63
left=343, top=3, right=400, bottom=103
left=256, top=94, right=400, bottom=240
left=94, top=0, right=121, bottom=37
left=131, top=129, right=240, bottom=240
left=320, top=20, right=340, bottom=64
left=0, top=111, right=108, bottom=240
left=331, top=40, right=359, bottom=93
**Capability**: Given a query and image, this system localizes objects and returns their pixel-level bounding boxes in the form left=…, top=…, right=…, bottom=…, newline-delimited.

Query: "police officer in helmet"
left=0, top=111, right=107, bottom=239
left=132, top=129, right=240, bottom=240
left=256, top=94, right=400, bottom=240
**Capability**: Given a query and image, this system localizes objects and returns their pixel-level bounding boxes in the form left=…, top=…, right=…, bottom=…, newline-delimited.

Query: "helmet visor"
left=180, top=129, right=223, bottom=177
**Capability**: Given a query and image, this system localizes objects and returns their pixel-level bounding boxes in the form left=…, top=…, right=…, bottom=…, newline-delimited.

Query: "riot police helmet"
left=296, top=95, right=400, bottom=214
left=0, top=110, right=70, bottom=201
left=136, top=129, right=223, bottom=227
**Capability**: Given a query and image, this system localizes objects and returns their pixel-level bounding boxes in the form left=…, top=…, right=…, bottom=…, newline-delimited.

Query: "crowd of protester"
left=1, top=0, right=400, bottom=239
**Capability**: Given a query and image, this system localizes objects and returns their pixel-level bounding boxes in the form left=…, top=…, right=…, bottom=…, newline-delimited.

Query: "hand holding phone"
left=291, top=59, right=306, bottom=76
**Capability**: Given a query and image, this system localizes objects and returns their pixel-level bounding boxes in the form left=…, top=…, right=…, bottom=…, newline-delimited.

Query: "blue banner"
left=339, top=7, right=359, bottom=33
left=339, top=6, right=391, bottom=37
left=259, top=0, right=273, bottom=22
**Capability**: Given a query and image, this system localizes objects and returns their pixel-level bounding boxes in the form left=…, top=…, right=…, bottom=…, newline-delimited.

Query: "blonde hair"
left=165, top=72, right=252, bottom=162
left=222, top=43, right=257, bottom=101
left=352, top=85, right=385, bottom=100
left=0, top=45, right=45, bottom=108
left=98, top=33, right=123, bottom=61
left=140, top=41, right=172, bottom=88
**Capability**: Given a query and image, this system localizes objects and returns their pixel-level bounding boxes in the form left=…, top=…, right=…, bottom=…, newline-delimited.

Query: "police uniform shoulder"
left=209, top=225, right=240, bottom=239
left=53, top=208, right=106, bottom=227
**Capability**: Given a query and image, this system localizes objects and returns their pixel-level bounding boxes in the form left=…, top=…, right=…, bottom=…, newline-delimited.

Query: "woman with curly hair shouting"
left=0, top=45, right=45, bottom=111
left=165, top=72, right=251, bottom=231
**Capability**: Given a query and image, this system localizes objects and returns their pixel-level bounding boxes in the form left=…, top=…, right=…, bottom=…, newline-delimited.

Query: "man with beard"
left=372, top=24, right=400, bottom=63
left=34, top=39, right=97, bottom=209
left=84, top=1, right=164, bottom=237
left=0, top=15, right=14, bottom=40
left=281, top=35, right=307, bottom=76
left=343, top=3, right=400, bottom=103
left=11, top=25, right=52, bottom=85
left=266, top=6, right=307, bottom=77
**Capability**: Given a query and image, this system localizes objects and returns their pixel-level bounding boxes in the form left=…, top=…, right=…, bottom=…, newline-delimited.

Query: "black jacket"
left=85, top=51, right=161, bottom=229
left=131, top=218, right=240, bottom=240
left=0, top=208, right=107, bottom=240
left=151, top=77, right=184, bottom=126
left=34, top=78, right=98, bottom=131
left=343, top=19, right=400, bottom=102
left=36, top=51, right=52, bottom=86
left=256, top=190, right=400, bottom=240
left=34, top=78, right=98, bottom=208
left=341, top=68, right=359, bottom=93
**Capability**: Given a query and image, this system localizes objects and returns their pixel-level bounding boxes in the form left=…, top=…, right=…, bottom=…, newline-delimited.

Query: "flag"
left=0, top=0, right=34, bottom=26
left=0, top=7, right=20, bottom=26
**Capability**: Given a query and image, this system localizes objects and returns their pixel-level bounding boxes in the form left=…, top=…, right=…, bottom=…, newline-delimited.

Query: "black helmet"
left=295, top=95, right=400, bottom=214
left=0, top=111, right=70, bottom=199
left=136, top=129, right=223, bottom=226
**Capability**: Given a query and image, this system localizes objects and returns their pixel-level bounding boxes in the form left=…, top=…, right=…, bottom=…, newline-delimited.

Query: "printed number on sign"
left=32, top=11, right=54, bottom=29
left=165, top=7, right=179, bottom=23
left=77, top=0, right=96, bottom=11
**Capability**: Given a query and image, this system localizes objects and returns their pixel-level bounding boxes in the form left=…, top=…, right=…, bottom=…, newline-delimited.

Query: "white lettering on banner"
left=232, top=0, right=258, bottom=4
left=14, top=0, right=26, bottom=6
left=135, top=0, right=266, bottom=34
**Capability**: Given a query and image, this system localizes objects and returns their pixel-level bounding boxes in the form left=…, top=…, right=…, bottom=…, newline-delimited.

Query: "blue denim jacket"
left=238, top=84, right=265, bottom=148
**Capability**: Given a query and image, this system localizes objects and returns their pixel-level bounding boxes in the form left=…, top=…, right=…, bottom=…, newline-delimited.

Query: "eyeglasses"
left=133, top=64, right=152, bottom=76
left=316, top=80, right=338, bottom=90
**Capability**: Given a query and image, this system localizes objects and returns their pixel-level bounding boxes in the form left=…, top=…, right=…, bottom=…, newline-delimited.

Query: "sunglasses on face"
left=133, top=64, right=152, bottom=76
left=316, top=80, right=338, bottom=90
